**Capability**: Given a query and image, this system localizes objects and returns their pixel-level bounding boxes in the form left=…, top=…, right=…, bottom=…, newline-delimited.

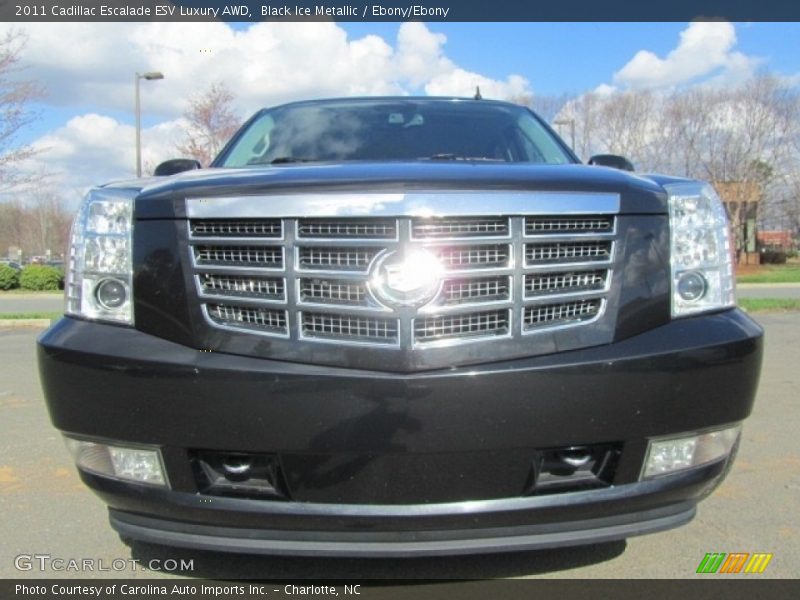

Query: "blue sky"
left=3, top=20, right=799, bottom=194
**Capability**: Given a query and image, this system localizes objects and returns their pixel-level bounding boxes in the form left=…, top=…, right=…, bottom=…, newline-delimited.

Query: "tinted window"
left=220, top=100, right=572, bottom=167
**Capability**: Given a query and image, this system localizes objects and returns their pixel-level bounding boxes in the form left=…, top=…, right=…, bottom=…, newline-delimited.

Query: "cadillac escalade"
left=37, top=97, right=763, bottom=556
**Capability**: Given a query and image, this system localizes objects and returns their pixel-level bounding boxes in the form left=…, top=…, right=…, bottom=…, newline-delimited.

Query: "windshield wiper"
left=269, top=157, right=318, bottom=165
left=424, top=153, right=505, bottom=162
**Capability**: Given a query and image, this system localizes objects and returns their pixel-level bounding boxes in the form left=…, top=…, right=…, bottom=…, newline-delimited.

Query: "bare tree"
left=658, top=76, right=795, bottom=184
left=0, top=190, right=72, bottom=259
left=510, top=93, right=574, bottom=123
left=24, top=189, right=72, bottom=257
left=530, top=94, right=574, bottom=124
left=177, top=82, right=242, bottom=167
left=0, top=30, right=44, bottom=190
left=0, top=199, right=24, bottom=256
left=508, top=93, right=533, bottom=109
left=764, top=87, right=800, bottom=235
left=557, top=91, right=603, bottom=161
left=636, top=74, right=800, bottom=257
left=657, top=87, right=714, bottom=177
left=595, top=90, right=660, bottom=169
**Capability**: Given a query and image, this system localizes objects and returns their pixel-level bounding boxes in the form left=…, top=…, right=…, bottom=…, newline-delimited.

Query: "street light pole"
left=553, top=118, right=576, bottom=152
left=134, top=71, right=164, bottom=177
left=135, top=73, right=141, bottom=177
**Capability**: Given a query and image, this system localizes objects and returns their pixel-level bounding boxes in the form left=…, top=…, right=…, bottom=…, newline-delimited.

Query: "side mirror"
left=588, top=154, right=635, bottom=172
left=154, top=158, right=202, bottom=177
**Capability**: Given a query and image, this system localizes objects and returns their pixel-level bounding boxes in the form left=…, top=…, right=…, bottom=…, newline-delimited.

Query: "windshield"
left=218, top=99, right=573, bottom=167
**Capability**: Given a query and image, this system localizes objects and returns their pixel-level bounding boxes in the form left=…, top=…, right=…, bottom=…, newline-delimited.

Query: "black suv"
left=38, top=97, right=763, bottom=556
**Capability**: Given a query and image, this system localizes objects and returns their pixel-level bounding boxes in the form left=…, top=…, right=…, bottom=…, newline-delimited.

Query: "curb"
left=737, top=282, right=800, bottom=289
left=0, top=293, right=63, bottom=298
left=0, top=319, right=53, bottom=329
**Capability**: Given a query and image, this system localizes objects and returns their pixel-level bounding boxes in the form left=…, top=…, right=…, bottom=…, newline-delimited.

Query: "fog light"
left=677, top=271, right=707, bottom=302
left=642, top=424, right=741, bottom=479
left=94, top=278, right=127, bottom=309
left=64, top=437, right=167, bottom=486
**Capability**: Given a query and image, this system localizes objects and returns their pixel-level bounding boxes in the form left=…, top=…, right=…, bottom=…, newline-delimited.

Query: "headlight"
left=666, top=182, right=735, bottom=317
left=66, top=188, right=136, bottom=325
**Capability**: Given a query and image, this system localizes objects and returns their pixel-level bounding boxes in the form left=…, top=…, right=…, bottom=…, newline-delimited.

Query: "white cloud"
left=425, top=70, right=529, bottom=99
left=394, top=22, right=452, bottom=86
left=19, top=114, right=186, bottom=198
left=6, top=22, right=531, bottom=118
left=613, top=21, right=762, bottom=89
left=593, top=83, right=617, bottom=96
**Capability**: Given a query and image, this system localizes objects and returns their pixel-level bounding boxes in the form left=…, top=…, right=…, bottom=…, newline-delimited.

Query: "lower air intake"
left=301, top=312, right=399, bottom=345
left=206, top=304, right=288, bottom=335
left=415, top=310, right=510, bottom=343
left=524, top=300, right=602, bottom=330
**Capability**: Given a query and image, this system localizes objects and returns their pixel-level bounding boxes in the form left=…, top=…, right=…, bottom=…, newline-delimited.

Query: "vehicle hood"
left=112, top=162, right=674, bottom=219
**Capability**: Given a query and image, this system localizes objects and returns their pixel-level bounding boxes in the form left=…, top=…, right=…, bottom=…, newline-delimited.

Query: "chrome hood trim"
left=186, top=191, right=620, bottom=219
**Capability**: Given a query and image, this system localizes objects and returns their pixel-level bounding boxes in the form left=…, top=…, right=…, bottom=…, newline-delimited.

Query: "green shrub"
left=19, top=264, right=64, bottom=291
left=0, top=264, right=19, bottom=290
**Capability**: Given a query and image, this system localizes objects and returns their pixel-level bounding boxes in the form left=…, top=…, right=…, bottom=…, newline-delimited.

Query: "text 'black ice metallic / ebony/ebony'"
left=38, top=97, right=763, bottom=556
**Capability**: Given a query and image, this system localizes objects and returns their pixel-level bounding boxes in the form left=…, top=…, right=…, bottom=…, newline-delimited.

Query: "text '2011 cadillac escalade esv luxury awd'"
left=38, top=97, right=763, bottom=557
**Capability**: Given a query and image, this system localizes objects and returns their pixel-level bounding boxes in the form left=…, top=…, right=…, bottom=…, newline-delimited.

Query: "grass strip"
left=737, top=265, right=800, bottom=284
left=738, top=298, right=800, bottom=312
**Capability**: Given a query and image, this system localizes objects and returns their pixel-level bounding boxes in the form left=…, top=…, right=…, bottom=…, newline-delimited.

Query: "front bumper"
left=106, top=480, right=701, bottom=557
left=38, top=309, right=762, bottom=555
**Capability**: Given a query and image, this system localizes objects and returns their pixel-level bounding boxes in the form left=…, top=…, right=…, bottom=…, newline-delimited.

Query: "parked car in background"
left=44, top=260, right=65, bottom=271
left=0, top=259, right=21, bottom=270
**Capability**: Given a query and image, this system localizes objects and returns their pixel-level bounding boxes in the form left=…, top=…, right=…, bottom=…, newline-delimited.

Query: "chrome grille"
left=186, top=210, right=616, bottom=349
left=195, top=246, right=283, bottom=268
left=524, top=300, right=602, bottom=329
left=207, top=304, right=287, bottom=334
left=412, top=217, right=509, bottom=239
left=191, top=219, right=282, bottom=238
left=298, top=219, right=396, bottom=239
left=525, top=241, right=612, bottom=264
left=525, top=270, right=607, bottom=297
left=299, top=247, right=378, bottom=271
left=302, top=312, right=398, bottom=344
left=435, top=245, right=510, bottom=270
left=526, top=216, right=613, bottom=235
left=299, top=279, right=368, bottom=306
left=200, top=274, right=284, bottom=300
left=415, top=310, right=509, bottom=343
left=442, top=277, right=510, bottom=305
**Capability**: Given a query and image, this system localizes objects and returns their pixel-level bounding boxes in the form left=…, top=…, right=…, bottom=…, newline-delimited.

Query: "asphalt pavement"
left=0, top=293, right=63, bottom=314
left=737, top=283, right=800, bottom=299
left=0, top=312, right=797, bottom=579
